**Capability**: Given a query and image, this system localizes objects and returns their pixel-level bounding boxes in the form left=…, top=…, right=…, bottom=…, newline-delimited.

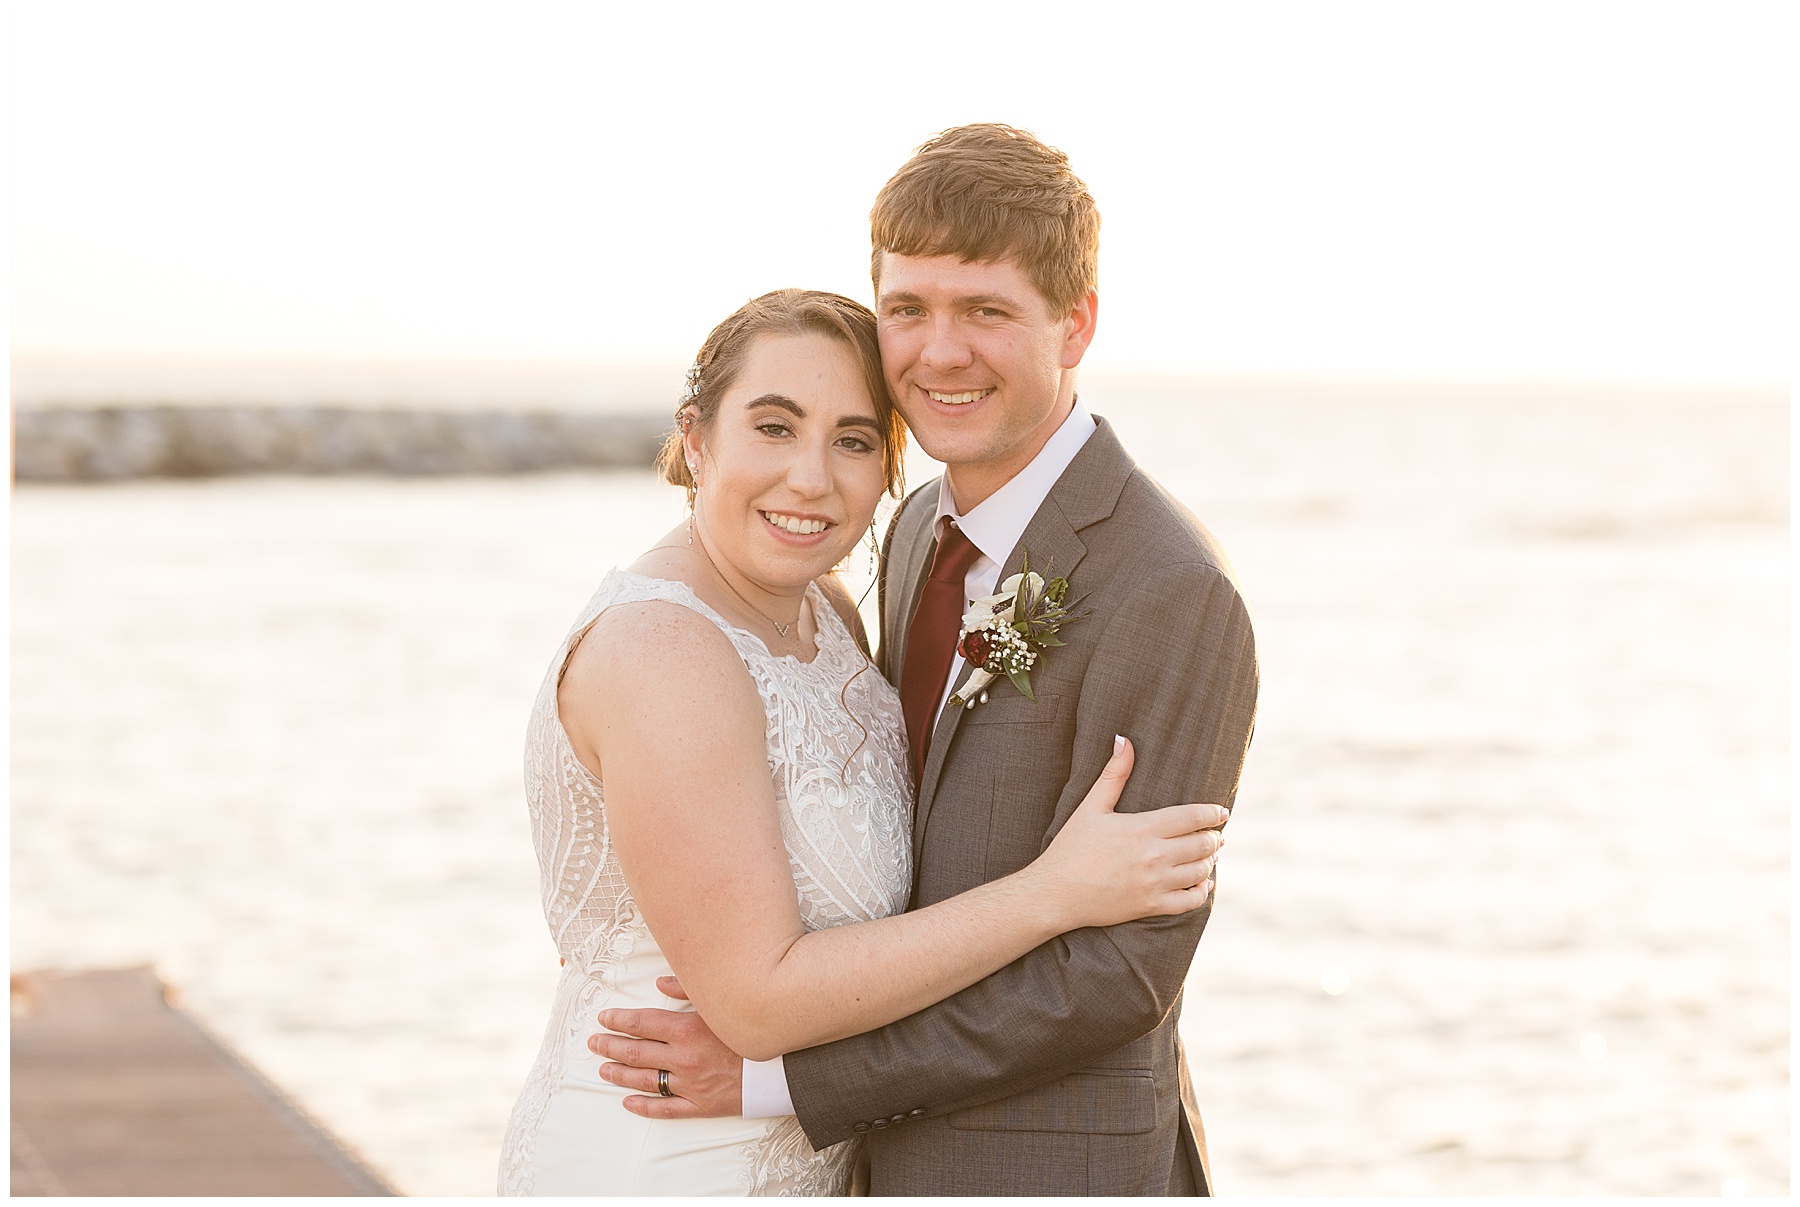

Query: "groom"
left=590, top=124, right=1258, bottom=1195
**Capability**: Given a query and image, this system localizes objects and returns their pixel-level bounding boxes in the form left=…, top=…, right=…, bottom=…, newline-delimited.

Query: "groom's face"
left=876, top=252, right=1097, bottom=509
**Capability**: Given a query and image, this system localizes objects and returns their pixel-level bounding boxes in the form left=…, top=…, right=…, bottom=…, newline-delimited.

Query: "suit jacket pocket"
left=957, top=693, right=1060, bottom=727
left=946, top=1068, right=1156, bottom=1135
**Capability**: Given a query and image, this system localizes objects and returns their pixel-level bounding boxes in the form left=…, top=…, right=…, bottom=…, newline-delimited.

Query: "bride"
left=498, top=289, right=1222, bottom=1196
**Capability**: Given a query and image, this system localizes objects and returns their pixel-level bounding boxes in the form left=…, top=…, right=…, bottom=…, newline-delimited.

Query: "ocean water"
left=10, top=382, right=1787, bottom=1195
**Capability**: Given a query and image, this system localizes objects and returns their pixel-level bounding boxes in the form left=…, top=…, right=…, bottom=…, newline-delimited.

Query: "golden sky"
left=9, top=1, right=1789, bottom=383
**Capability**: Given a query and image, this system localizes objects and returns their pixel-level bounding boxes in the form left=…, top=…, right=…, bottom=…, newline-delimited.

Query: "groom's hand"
left=589, top=976, right=745, bottom=1118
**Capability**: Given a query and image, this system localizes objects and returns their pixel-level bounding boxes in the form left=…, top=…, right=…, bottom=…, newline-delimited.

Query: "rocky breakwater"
left=13, top=405, right=674, bottom=481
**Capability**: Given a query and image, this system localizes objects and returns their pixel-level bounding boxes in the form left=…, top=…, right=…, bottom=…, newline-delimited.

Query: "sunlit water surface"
left=11, top=385, right=1786, bottom=1195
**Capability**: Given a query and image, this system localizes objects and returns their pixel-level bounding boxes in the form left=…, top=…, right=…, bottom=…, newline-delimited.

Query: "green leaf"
left=1036, top=633, right=1067, bottom=647
left=1008, top=669, right=1037, bottom=701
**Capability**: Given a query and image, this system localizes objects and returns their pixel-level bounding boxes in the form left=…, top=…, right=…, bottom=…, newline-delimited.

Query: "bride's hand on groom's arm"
left=1027, top=735, right=1227, bottom=931
left=589, top=977, right=744, bottom=1119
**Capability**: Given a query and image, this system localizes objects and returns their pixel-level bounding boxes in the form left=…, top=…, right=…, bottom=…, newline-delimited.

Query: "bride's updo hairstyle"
left=657, top=289, right=906, bottom=504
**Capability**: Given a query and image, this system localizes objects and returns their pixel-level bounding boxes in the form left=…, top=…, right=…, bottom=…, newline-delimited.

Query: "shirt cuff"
left=740, top=1055, right=795, bottom=1118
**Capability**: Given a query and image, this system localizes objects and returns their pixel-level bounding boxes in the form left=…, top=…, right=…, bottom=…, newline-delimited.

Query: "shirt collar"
left=933, top=398, right=1097, bottom=567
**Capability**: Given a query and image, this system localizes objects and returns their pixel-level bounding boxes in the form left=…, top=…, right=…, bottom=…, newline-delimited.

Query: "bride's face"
left=686, top=332, right=888, bottom=595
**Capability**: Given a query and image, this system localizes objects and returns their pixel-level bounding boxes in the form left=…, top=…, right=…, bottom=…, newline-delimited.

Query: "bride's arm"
left=560, top=600, right=1216, bottom=1063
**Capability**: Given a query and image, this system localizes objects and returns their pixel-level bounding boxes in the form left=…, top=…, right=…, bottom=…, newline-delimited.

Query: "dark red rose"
left=958, top=628, right=992, bottom=668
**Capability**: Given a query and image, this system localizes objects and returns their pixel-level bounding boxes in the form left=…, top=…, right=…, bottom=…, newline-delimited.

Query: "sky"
left=7, top=1, right=1791, bottom=384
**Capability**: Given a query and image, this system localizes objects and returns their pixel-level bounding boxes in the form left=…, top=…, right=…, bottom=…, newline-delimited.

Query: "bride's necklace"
left=689, top=516, right=798, bottom=639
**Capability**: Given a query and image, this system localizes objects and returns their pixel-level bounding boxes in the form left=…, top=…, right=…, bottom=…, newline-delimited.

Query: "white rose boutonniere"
left=947, top=551, right=1083, bottom=709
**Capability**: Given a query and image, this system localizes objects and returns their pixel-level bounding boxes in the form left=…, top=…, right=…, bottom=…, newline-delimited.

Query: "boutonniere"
left=948, top=552, right=1083, bottom=709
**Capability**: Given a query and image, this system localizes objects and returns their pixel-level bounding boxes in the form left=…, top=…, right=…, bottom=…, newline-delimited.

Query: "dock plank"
left=11, top=968, right=396, bottom=1196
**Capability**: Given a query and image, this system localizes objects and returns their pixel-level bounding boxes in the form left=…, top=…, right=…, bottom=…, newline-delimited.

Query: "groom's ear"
left=1059, top=290, right=1099, bottom=369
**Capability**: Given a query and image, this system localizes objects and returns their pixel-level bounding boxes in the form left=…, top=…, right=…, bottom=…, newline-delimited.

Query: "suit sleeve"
left=784, top=558, right=1259, bottom=1146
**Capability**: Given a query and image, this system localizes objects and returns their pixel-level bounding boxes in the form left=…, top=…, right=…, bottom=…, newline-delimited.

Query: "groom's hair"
left=870, top=123, right=1100, bottom=315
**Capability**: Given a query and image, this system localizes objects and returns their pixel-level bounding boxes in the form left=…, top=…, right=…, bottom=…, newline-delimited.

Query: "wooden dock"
left=11, top=967, right=396, bottom=1196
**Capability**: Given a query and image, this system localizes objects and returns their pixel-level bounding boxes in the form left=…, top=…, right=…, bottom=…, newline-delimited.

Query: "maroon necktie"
left=898, top=522, right=985, bottom=782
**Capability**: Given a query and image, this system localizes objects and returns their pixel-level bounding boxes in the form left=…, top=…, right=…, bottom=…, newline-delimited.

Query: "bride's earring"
left=854, top=522, right=883, bottom=610
left=686, top=460, right=699, bottom=546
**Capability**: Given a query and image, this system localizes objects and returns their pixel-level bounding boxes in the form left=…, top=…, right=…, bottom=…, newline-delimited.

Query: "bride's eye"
left=755, top=421, right=792, bottom=438
left=837, top=434, right=876, bottom=453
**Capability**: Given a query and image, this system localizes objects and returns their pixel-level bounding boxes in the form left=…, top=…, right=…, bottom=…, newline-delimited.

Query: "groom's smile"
left=924, top=387, right=995, bottom=406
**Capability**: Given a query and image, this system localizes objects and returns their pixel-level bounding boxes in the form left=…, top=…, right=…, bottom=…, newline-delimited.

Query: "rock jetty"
left=12, top=405, right=673, bottom=481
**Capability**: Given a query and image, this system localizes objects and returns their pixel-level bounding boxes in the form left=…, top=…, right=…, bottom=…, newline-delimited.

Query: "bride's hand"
left=1031, top=735, right=1227, bottom=931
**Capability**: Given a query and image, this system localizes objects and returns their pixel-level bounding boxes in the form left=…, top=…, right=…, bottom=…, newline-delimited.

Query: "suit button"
left=889, top=1113, right=907, bottom=1124
left=852, top=1122, right=870, bottom=1134
left=870, top=1118, right=888, bottom=1129
left=909, top=1107, right=926, bottom=1117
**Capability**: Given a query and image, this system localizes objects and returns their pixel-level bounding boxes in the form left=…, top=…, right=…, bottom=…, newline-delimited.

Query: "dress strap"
left=562, top=570, right=846, bottom=675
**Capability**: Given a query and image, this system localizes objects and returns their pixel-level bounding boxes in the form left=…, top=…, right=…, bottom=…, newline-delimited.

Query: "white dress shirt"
left=740, top=400, right=1099, bottom=1119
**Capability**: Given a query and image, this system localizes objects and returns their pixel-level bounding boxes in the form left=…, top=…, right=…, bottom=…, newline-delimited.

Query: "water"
left=10, top=382, right=1787, bottom=1195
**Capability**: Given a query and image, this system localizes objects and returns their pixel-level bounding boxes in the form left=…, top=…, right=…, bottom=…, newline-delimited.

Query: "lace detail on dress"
left=498, top=576, right=651, bottom=1195
left=738, top=1117, right=857, bottom=1196
left=499, top=571, right=912, bottom=1196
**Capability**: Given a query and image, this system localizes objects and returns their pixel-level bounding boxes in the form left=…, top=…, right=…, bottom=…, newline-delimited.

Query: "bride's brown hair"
left=656, top=289, right=906, bottom=503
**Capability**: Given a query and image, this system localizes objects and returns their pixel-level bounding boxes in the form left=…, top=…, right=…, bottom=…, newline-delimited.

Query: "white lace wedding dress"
left=499, top=570, right=913, bottom=1196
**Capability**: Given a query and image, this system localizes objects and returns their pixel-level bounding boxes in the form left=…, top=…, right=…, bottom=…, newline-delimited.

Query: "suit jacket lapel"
left=911, top=655, right=976, bottom=849
left=881, top=485, right=942, bottom=692
left=910, top=419, right=1137, bottom=846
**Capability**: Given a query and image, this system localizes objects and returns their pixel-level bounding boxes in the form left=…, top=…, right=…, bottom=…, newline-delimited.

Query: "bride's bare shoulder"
left=568, top=593, right=741, bottom=692
left=566, top=545, right=733, bottom=680
left=558, top=590, right=758, bottom=773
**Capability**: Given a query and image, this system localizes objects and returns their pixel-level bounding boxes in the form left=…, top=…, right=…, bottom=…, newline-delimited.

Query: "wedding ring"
left=657, top=1069, right=673, bottom=1097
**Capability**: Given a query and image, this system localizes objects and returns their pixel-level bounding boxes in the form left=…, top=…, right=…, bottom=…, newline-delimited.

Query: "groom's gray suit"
left=784, top=418, right=1259, bottom=1196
